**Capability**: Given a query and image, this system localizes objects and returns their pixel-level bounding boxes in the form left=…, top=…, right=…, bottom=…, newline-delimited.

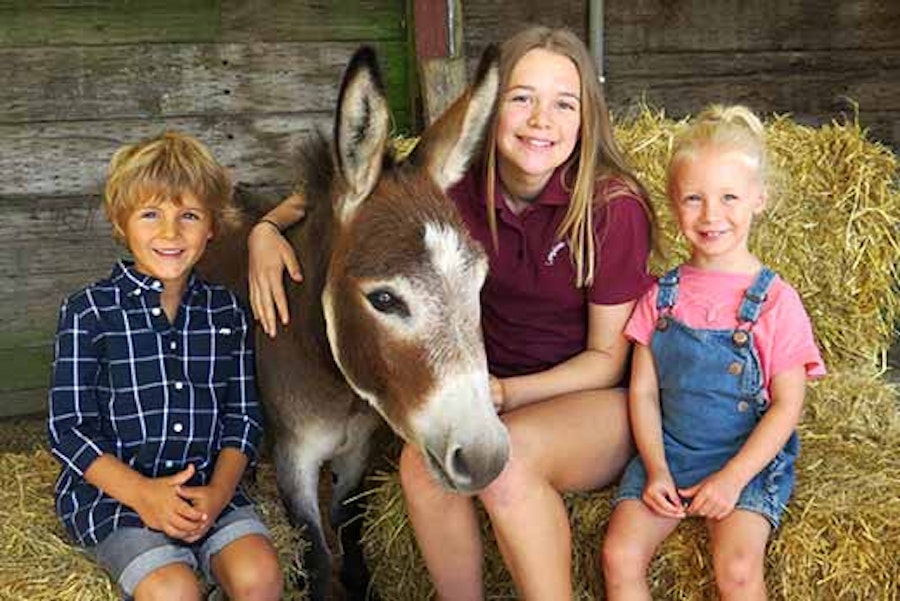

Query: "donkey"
left=202, top=46, right=508, bottom=599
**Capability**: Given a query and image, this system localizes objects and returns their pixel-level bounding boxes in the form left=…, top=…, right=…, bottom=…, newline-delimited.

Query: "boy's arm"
left=48, top=298, right=114, bottom=475
left=220, top=304, right=264, bottom=461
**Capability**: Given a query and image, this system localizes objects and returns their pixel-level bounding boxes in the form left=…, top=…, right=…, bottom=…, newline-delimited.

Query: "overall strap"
left=656, top=267, right=681, bottom=311
left=737, top=267, right=777, bottom=324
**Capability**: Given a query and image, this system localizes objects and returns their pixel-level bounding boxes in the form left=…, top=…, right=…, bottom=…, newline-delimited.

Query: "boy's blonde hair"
left=667, top=104, right=769, bottom=201
left=483, top=26, right=655, bottom=287
left=104, top=131, right=239, bottom=242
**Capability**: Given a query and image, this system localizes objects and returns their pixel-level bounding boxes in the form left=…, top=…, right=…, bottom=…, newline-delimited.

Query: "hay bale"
left=363, top=377, right=900, bottom=601
left=0, top=450, right=308, bottom=601
left=362, top=110, right=900, bottom=600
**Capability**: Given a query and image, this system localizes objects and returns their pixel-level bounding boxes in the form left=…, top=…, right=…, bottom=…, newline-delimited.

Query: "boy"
left=48, top=132, right=282, bottom=601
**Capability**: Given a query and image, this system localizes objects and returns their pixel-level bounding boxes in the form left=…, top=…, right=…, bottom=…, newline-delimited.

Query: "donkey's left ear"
left=334, top=46, right=391, bottom=221
left=411, top=45, right=500, bottom=191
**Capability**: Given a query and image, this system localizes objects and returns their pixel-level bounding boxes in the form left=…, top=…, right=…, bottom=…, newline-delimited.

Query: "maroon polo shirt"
left=450, top=164, right=653, bottom=377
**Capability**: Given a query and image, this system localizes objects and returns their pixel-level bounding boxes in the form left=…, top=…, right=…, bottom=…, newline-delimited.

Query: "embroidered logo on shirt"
left=544, top=241, right=567, bottom=266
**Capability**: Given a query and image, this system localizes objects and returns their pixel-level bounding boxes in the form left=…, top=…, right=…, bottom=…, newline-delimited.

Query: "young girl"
left=248, top=27, right=655, bottom=599
left=602, top=105, right=825, bottom=600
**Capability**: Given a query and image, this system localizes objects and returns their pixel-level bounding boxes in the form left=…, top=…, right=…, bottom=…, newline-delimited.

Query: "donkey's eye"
left=366, top=289, right=410, bottom=318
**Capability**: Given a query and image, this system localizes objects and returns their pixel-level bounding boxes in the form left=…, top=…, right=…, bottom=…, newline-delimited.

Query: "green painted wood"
left=0, top=0, right=222, bottom=46
left=220, top=0, right=406, bottom=42
left=0, top=388, right=48, bottom=418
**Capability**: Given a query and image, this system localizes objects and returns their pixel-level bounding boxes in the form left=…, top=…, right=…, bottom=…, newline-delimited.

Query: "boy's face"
left=124, top=193, right=213, bottom=293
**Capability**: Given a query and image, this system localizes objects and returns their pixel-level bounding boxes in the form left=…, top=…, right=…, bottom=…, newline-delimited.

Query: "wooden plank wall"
left=0, top=0, right=411, bottom=417
left=460, top=0, right=900, bottom=150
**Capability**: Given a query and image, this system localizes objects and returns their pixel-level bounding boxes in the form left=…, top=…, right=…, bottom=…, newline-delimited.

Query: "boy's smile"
left=124, top=193, right=213, bottom=300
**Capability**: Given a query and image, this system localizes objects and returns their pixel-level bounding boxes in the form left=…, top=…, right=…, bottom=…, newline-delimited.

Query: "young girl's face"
left=124, top=193, right=213, bottom=293
left=670, top=145, right=766, bottom=272
left=495, top=48, right=581, bottom=198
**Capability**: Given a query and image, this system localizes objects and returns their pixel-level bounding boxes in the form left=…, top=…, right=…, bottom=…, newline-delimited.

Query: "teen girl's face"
left=670, top=145, right=766, bottom=272
left=124, top=193, right=213, bottom=294
left=496, top=48, right=581, bottom=199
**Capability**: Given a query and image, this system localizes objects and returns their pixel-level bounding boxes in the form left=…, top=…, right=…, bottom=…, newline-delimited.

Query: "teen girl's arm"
left=629, top=343, right=686, bottom=519
left=679, top=366, right=806, bottom=520
left=248, top=192, right=307, bottom=337
left=496, top=300, right=634, bottom=411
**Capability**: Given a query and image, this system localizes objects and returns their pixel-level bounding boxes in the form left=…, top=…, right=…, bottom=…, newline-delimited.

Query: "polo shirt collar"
left=111, top=259, right=203, bottom=299
left=480, top=162, right=574, bottom=213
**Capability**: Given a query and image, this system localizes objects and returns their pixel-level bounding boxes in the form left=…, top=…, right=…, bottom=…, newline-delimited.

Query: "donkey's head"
left=322, top=47, right=508, bottom=493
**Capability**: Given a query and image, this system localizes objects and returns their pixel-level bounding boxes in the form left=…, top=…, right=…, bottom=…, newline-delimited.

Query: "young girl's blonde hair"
left=104, top=131, right=239, bottom=243
left=483, top=26, right=655, bottom=287
left=667, top=104, right=769, bottom=200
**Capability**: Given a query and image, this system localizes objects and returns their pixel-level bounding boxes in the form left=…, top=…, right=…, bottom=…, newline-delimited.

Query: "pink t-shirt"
left=625, top=265, right=826, bottom=399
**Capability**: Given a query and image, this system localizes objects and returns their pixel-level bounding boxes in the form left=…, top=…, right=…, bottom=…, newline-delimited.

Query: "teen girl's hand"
left=133, top=464, right=206, bottom=540
left=679, top=469, right=743, bottom=520
left=489, top=375, right=506, bottom=413
left=642, top=468, right=686, bottom=519
left=248, top=221, right=302, bottom=337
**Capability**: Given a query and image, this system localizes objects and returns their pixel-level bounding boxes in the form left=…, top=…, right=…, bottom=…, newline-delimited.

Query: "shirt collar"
left=474, top=161, right=574, bottom=212
left=111, top=259, right=203, bottom=299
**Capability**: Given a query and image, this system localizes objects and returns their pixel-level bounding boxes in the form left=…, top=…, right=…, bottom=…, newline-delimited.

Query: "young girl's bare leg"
left=708, top=510, right=770, bottom=601
left=602, top=500, right=681, bottom=601
left=210, top=533, right=282, bottom=601
left=399, top=444, right=485, bottom=601
left=133, top=563, right=202, bottom=601
left=479, top=388, right=634, bottom=601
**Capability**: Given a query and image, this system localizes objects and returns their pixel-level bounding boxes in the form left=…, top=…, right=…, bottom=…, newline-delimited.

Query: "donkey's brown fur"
left=201, top=46, right=508, bottom=600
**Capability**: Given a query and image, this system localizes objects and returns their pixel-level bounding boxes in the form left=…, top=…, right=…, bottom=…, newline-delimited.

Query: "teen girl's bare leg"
left=602, top=500, right=681, bottom=601
left=708, top=510, right=771, bottom=601
left=399, top=445, right=485, bottom=601
left=478, top=388, right=634, bottom=601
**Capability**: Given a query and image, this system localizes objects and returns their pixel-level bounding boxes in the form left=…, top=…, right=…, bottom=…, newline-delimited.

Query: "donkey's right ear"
left=411, top=45, right=500, bottom=191
left=334, top=46, right=391, bottom=223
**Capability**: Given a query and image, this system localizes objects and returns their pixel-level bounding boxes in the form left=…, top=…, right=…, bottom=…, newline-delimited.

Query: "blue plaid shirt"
left=48, top=260, right=263, bottom=546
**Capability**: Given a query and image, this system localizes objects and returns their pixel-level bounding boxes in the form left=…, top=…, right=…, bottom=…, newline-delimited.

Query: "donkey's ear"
left=334, top=46, right=391, bottom=222
left=411, top=45, right=499, bottom=191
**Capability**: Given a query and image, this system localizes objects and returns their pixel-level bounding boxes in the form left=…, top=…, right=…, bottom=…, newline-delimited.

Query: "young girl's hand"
left=642, top=469, right=686, bottom=519
left=133, top=464, right=205, bottom=539
left=679, top=470, right=743, bottom=520
left=248, top=221, right=303, bottom=338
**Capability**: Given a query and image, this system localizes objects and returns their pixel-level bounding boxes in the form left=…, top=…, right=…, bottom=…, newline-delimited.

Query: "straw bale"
left=0, top=450, right=308, bottom=601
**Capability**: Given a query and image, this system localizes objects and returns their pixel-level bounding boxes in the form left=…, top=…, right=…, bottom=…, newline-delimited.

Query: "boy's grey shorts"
left=88, top=505, right=271, bottom=598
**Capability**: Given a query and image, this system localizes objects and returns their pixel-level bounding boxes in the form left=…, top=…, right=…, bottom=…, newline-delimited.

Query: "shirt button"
left=152, top=280, right=162, bottom=290
left=174, top=381, right=184, bottom=390
left=728, top=361, right=743, bottom=375
left=151, top=307, right=162, bottom=317
left=172, top=422, right=184, bottom=433
left=169, top=341, right=177, bottom=350
left=737, top=400, right=750, bottom=412
left=165, top=460, right=174, bottom=468
left=133, top=289, right=142, bottom=296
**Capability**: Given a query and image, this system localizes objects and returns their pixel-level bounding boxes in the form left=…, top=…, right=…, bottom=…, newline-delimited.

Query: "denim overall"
left=615, top=266, right=798, bottom=527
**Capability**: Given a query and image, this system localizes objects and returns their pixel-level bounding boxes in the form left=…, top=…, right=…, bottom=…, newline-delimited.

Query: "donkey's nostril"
left=448, top=446, right=472, bottom=484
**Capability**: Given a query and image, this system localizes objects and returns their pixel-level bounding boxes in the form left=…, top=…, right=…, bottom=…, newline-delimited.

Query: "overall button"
left=656, top=316, right=669, bottom=331
left=174, top=381, right=184, bottom=390
left=737, top=400, right=750, bottom=412
left=732, top=330, right=749, bottom=346
left=151, top=307, right=162, bottom=317
left=172, top=422, right=184, bottom=433
left=728, top=361, right=743, bottom=375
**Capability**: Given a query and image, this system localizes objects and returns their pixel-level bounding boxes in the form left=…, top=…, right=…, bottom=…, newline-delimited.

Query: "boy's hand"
left=133, top=464, right=205, bottom=539
left=679, top=469, right=743, bottom=520
left=642, top=468, right=686, bottom=519
left=176, top=482, right=232, bottom=543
